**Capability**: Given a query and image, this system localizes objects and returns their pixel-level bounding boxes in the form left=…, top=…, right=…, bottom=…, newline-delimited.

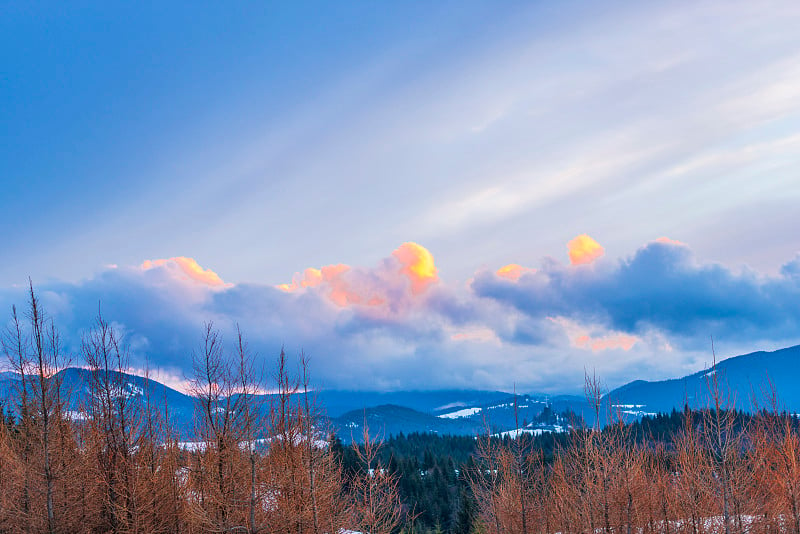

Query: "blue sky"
left=3, top=1, right=800, bottom=392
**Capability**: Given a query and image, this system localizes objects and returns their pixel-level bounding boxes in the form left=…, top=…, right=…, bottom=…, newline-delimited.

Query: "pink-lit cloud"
left=575, top=333, right=639, bottom=352
left=548, top=317, right=639, bottom=352
left=655, top=236, right=686, bottom=246
left=279, top=265, right=343, bottom=291
left=277, top=264, right=388, bottom=307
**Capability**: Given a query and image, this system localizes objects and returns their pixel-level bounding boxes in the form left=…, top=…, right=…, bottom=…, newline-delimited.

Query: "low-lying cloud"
left=473, top=238, right=800, bottom=349
left=3, top=237, right=800, bottom=393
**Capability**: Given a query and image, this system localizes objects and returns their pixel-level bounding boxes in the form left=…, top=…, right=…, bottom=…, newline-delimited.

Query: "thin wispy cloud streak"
left=3, top=1, right=800, bottom=285
left=2, top=2, right=799, bottom=391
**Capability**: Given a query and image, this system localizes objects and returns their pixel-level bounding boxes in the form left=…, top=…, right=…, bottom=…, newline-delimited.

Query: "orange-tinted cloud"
left=278, top=264, right=376, bottom=307
left=276, top=243, right=439, bottom=312
left=278, top=266, right=344, bottom=292
left=141, top=257, right=228, bottom=287
left=567, top=234, right=604, bottom=265
left=496, top=263, right=537, bottom=281
left=575, top=333, right=638, bottom=352
left=392, top=242, right=439, bottom=294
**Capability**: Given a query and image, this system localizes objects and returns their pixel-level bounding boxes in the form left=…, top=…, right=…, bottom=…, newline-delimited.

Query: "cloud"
left=496, top=264, right=537, bottom=281
left=276, top=242, right=439, bottom=315
left=449, top=326, right=500, bottom=343
left=277, top=264, right=366, bottom=307
left=393, top=242, right=439, bottom=295
left=4, top=238, right=800, bottom=394
left=576, top=333, right=638, bottom=352
left=474, top=240, right=800, bottom=349
left=567, top=234, right=605, bottom=265
left=141, top=257, right=230, bottom=288
left=654, top=236, right=686, bottom=246
left=549, top=317, right=639, bottom=352
left=780, top=255, right=800, bottom=279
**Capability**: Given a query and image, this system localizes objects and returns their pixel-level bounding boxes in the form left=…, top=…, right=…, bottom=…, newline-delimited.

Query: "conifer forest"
left=4, top=287, right=800, bottom=533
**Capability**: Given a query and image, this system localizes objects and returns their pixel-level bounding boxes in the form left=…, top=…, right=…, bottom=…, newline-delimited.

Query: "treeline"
left=0, top=285, right=403, bottom=533
left=5, top=284, right=800, bottom=534
left=329, top=413, right=683, bottom=533
left=329, top=395, right=799, bottom=533
left=333, top=433, right=478, bottom=533
left=468, top=375, right=800, bottom=534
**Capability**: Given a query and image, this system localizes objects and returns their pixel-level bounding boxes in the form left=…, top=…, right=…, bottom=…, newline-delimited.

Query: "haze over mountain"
left=1, top=344, right=796, bottom=441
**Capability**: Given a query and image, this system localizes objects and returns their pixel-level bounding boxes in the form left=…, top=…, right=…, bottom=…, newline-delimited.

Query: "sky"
left=2, top=1, right=800, bottom=393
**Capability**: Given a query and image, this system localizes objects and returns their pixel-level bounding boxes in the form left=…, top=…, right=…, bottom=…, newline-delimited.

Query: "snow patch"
left=494, top=425, right=566, bottom=438
left=438, top=407, right=482, bottom=419
left=64, top=410, right=88, bottom=422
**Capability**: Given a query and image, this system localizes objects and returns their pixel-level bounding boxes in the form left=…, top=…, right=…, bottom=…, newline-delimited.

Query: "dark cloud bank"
left=2, top=241, right=800, bottom=392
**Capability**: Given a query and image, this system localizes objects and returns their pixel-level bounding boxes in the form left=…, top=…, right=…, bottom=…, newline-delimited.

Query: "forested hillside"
left=333, top=405, right=798, bottom=534
left=4, top=286, right=800, bottom=534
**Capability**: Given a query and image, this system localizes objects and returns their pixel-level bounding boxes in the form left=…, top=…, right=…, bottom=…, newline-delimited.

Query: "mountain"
left=2, top=343, right=795, bottom=440
left=605, top=344, right=800, bottom=416
left=61, top=367, right=197, bottom=426
left=332, top=404, right=486, bottom=441
left=0, top=369, right=559, bottom=440
left=0, top=367, right=198, bottom=435
left=316, top=389, right=514, bottom=418
left=327, top=394, right=579, bottom=442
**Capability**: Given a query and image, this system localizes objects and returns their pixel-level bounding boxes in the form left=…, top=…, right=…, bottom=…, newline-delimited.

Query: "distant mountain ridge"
left=1, top=344, right=797, bottom=439
left=0, top=367, right=197, bottom=432
left=605, top=344, right=800, bottom=416
left=332, top=404, right=486, bottom=441
left=315, top=389, right=515, bottom=418
left=0, top=369, right=532, bottom=440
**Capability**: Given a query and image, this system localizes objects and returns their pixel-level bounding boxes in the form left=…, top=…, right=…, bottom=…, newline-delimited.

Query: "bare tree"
left=582, top=370, right=608, bottom=533
left=702, top=340, right=749, bottom=534
left=549, top=453, right=580, bottom=534
left=648, top=443, right=676, bottom=534
left=470, top=419, right=507, bottom=534
left=300, top=353, right=322, bottom=534
left=265, top=346, right=305, bottom=532
left=605, top=421, right=645, bottom=534
left=130, top=360, right=187, bottom=533
left=186, top=322, right=252, bottom=531
left=348, top=422, right=403, bottom=534
left=750, top=388, right=800, bottom=534
left=234, top=327, right=264, bottom=534
left=4, top=282, right=73, bottom=533
left=2, top=302, right=33, bottom=530
left=82, top=308, right=142, bottom=531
